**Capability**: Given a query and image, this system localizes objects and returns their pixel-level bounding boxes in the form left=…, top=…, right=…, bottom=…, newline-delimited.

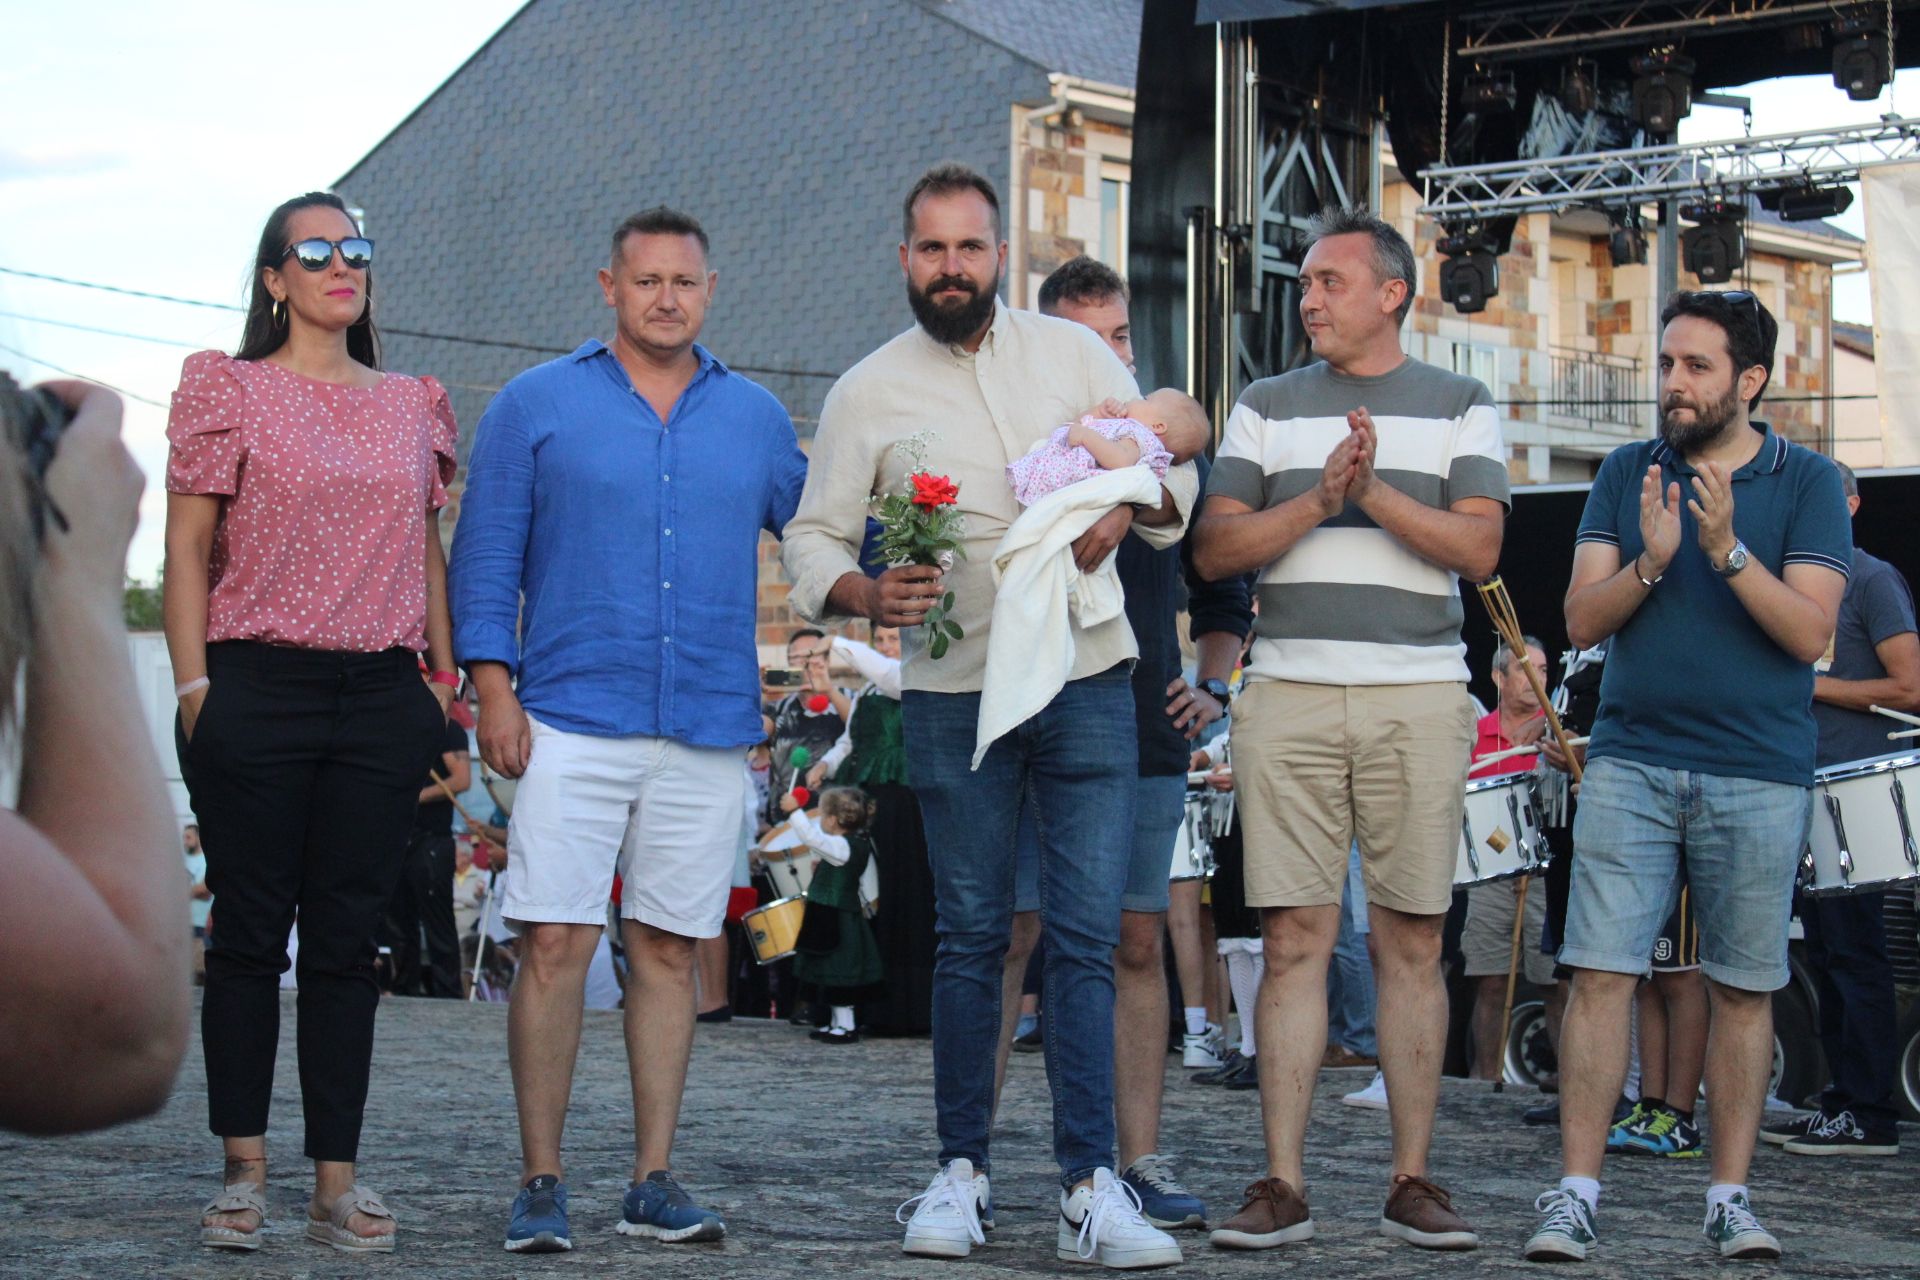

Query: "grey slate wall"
left=338, top=0, right=1056, bottom=451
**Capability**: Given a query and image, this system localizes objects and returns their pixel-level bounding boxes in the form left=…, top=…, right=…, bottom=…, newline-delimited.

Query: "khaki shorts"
left=1231, top=679, right=1474, bottom=916
left=1462, top=879, right=1556, bottom=985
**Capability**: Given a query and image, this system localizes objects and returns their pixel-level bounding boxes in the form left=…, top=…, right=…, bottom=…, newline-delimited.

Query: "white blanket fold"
left=973, top=466, right=1162, bottom=769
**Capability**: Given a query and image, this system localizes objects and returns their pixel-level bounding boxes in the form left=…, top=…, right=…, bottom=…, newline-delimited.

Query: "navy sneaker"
left=1121, top=1153, right=1207, bottom=1229
left=618, top=1170, right=726, bottom=1243
left=504, top=1174, right=571, bottom=1253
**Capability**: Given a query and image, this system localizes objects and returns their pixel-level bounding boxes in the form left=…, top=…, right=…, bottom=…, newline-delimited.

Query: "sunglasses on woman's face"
left=281, top=237, right=375, bottom=272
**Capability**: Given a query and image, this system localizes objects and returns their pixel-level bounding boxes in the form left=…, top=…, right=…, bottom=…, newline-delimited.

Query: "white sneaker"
left=1181, top=1024, right=1226, bottom=1070
left=1058, top=1167, right=1184, bottom=1268
left=898, top=1159, right=988, bottom=1258
left=1341, top=1071, right=1388, bottom=1110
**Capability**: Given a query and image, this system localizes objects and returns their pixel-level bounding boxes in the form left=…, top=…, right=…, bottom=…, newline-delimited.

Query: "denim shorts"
left=1015, top=771, right=1185, bottom=915
left=1562, top=755, right=1810, bottom=991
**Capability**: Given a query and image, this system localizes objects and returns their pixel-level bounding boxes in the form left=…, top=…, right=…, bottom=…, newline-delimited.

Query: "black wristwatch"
left=1197, top=677, right=1232, bottom=705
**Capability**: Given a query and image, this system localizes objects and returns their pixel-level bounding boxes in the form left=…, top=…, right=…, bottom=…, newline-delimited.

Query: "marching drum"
left=743, top=897, right=807, bottom=964
left=1453, top=772, right=1546, bottom=887
left=1170, top=788, right=1219, bottom=882
left=1804, top=751, right=1920, bottom=896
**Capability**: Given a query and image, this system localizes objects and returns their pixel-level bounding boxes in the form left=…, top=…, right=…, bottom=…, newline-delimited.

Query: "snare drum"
left=1453, top=773, right=1545, bottom=887
left=1804, top=751, right=1920, bottom=896
left=1170, top=789, right=1217, bottom=882
left=756, top=818, right=820, bottom=898
left=743, top=897, right=807, bottom=964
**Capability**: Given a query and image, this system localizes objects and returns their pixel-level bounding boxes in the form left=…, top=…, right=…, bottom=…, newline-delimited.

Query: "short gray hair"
left=1834, top=459, right=1858, bottom=500
left=1493, top=634, right=1546, bottom=676
left=1306, top=206, right=1416, bottom=325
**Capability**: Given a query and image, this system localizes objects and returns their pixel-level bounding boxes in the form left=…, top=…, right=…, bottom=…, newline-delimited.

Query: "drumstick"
left=431, top=770, right=504, bottom=857
left=1477, top=577, right=1583, bottom=783
left=1871, top=703, right=1920, bottom=727
left=1495, top=873, right=1533, bottom=1094
left=1187, top=769, right=1232, bottom=785
left=1469, top=744, right=1539, bottom=772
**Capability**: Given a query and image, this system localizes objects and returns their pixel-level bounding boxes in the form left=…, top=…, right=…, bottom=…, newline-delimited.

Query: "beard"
left=1659, top=380, right=1743, bottom=454
left=908, top=270, right=998, bottom=345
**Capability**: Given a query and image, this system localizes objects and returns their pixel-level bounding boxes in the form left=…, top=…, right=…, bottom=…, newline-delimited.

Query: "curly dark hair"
left=1660, top=290, right=1778, bottom=411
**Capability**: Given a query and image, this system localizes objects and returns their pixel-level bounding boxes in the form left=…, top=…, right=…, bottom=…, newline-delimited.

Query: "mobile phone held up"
left=764, top=668, right=808, bottom=688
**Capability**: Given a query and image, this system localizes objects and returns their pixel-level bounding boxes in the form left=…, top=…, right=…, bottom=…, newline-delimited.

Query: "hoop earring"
left=271, top=299, right=286, bottom=327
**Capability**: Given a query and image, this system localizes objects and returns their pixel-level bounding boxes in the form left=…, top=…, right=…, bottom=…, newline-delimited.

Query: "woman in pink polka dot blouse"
left=161, top=191, right=458, bottom=1254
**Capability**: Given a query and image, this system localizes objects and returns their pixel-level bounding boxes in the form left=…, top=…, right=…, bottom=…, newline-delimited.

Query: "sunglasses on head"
left=281, top=237, right=375, bottom=272
left=1686, top=287, right=1763, bottom=329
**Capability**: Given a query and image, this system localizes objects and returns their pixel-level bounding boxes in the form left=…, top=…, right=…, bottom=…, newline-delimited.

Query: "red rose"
left=910, top=472, right=960, bottom=508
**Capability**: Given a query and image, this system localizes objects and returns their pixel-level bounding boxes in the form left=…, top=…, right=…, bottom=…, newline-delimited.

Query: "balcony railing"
left=1542, top=346, right=1645, bottom=436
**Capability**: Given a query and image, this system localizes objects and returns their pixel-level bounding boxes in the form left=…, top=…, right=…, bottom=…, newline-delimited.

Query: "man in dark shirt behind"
left=1762, top=461, right=1917, bottom=1157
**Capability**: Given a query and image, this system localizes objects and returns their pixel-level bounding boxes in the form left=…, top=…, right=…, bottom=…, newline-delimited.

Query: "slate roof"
left=925, top=0, right=1142, bottom=88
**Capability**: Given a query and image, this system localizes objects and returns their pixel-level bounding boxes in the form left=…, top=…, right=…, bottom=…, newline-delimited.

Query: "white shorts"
left=500, top=715, right=746, bottom=939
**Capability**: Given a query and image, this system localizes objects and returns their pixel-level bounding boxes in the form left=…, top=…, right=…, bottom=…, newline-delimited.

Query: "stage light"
left=1833, top=17, right=1894, bottom=101
left=1606, top=207, right=1647, bottom=266
left=1760, top=183, right=1856, bottom=220
left=1630, top=49, right=1696, bottom=133
left=1679, top=200, right=1746, bottom=283
left=1560, top=59, right=1600, bottom=115
left=1463, top=69, right=1518, bottom=112
left=1438, top=227, right=1500, bottom=314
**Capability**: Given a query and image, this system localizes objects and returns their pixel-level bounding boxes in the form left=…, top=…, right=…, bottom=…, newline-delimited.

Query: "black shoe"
left=809, top=1026, right=860, bottom=1045
left=1781, top=1109, right=1899, bottom=1156
left=1013, top=1020, right=1043, bottom=1053
left=1612, top=1095, right=1636, bottom=1125
left=1523, top=1101, right=1560, bottom=1126
left=1191, top=1048, right=1244, bottom=1085
left=695, top=1006, right=732, bottom=1024
left=1759, top=1110, right=1823, bottom=1147
left=1221, top=1055, right=1260, bottom=1090
left=787, top=1001, right=816, bottom=1027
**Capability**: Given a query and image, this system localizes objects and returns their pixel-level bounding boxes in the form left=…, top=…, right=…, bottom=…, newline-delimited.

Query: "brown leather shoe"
left=1208, top=1177, right=1315, bottom=1250
left=1379, top=1174, right=1478, bottom=1250
left=1322, top=1044, right=1378, bottom=1070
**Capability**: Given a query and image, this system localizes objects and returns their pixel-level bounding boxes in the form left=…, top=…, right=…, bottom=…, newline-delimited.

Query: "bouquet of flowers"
left=872, top=431, right=967, bottom=659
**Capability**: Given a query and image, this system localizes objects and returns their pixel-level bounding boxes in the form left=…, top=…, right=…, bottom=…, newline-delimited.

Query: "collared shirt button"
left=663, top=581, right=672, bottom=589
left=664, top=528, right=672, bottom=536
left=662, top=474, right=670, bottom=481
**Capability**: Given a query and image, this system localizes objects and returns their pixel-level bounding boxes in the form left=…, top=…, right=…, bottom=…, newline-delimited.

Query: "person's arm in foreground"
left=0, top=383, right=189, bottom=1133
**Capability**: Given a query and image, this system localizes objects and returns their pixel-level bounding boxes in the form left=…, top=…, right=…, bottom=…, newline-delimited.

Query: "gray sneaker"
left=1703, top=1193, right=1780, bottom=1260
left=1524, top=1188, right=1597, bottom=1262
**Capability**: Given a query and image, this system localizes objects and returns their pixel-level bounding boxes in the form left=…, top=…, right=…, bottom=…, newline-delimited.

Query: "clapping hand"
left=1638, top=465, right=1682, bottom=579
left=1687, top=460, right=1737, bottom=568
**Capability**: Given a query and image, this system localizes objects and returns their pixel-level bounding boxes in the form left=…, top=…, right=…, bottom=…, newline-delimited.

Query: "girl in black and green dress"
left=783, top=786, right=884, bottom=1044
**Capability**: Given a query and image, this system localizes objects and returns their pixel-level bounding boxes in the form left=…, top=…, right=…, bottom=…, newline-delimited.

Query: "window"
left=1447, top=341, right=1497, bottom=393
left=1099, top=173, right=1129, bottom=273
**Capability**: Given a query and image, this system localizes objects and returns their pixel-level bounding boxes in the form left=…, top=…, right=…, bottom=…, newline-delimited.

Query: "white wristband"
left=175, top=676, right=209, bottom=699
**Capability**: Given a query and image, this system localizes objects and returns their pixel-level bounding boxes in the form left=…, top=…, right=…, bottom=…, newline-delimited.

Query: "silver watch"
left=1712, top=539, right=1750, bottom=578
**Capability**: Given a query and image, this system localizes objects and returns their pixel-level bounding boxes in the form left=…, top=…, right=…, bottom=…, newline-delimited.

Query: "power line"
left=0, top=309, right=204, bottom=348
left=0, top=264, right=843, bottom=378
left=0, top=340, right=169, bottom=408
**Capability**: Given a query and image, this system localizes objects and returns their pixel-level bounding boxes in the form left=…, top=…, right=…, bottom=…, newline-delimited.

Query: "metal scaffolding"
left=1419, top=116, right=1920, bottom=220
left=1456, top=0, right=1920, bottom=62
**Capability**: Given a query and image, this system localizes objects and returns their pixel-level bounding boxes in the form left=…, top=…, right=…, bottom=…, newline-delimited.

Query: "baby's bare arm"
left=1070, top=425, right=1145, bottom=471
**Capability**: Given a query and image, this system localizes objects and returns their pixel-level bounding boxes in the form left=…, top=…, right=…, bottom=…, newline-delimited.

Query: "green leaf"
left=942, top=592, right=956, bottom=612
left=944, top=621, right=964, bottom=638
left=930, top=631, right=949, bottom=660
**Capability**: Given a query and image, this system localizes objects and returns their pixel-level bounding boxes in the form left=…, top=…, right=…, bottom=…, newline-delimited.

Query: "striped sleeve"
left=1445, top=393, right=1510, bottom=507
left=1575, top=446, right=1631, bottom=547
left=1205, top=398, right=1268, bottom=510
left=1782, top=453, right=1853, bottom=578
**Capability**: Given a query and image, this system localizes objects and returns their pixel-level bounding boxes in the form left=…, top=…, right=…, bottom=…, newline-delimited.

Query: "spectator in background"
left=0, top=378, right=190, bottom=1135
left=383, top=712, right=473, bottom=998
left=453, top=837, right=488, bottom=940
left=765, top=628, right=850, bottom=827
left=186, top=823, right=213, bottom=983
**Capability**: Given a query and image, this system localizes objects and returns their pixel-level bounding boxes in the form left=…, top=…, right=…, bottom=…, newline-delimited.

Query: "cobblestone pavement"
left=3, top=993, right=1915, bottom=1278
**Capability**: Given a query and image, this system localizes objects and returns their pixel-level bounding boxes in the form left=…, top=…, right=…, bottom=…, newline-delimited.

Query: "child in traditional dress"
left=781, top=786, right=884, bottom=1044
left=1005, top=387, right=1210, bottom=508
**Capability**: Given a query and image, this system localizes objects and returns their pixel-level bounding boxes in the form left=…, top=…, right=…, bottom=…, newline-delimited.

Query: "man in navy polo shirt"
left=451, top=206, right=806, bottom=1252
left=1524, top=291, right=1850, bottom=1264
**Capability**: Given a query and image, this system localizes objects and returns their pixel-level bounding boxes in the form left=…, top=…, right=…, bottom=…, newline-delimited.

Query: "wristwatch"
left=1711, top=539, right=1751, bottom=578
left=1197, top=677, right=1232, bottom=705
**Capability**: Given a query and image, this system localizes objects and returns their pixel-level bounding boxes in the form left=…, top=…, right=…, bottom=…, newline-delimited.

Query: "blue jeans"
left=1326, top=844, right=1377, bottom=1057
left=904, top=667, right=1138, bottom=1188
left=1564, top=756, right=1810, bottom=991
left=1014, top=771, right=1185, bottom=914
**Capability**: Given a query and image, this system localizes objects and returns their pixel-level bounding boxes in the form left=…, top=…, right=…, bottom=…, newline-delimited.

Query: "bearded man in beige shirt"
left=782, top=163, right=1196, bottom=1269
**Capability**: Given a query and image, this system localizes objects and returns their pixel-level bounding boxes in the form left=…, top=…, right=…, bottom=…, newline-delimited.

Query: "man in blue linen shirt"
left=450, top=207, right=806, bottom=1253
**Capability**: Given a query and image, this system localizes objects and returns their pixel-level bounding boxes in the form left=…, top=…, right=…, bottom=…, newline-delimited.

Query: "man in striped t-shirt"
left=1193, top=208, right=1508, bottom=1255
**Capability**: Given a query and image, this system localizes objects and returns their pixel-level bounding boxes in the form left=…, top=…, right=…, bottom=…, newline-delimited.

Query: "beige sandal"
left=200, top=1182, right=267, bottom=1251
left=306, top=1184, right=396, bottom=1252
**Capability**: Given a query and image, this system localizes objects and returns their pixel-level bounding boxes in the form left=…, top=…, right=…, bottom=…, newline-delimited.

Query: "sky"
left=0, top=4, right=1902, bottom=581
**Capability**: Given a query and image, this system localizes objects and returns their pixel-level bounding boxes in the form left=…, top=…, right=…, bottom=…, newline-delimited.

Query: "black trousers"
left=179, top=641, right=444, bottom=1162
left=1802, top=890, right=1901, bottom=1132
left=383, top=830, right=461, bottom=998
